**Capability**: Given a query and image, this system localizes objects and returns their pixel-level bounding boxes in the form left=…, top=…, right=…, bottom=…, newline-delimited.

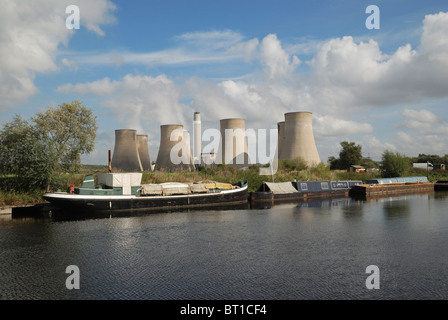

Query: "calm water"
left=1, top=192, right=448, bottom=300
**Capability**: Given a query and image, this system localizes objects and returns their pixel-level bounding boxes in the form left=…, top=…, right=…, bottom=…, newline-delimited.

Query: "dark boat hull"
left=43, top=185, right=248, bottom=216
left=250, top=180, right=363, bottom=209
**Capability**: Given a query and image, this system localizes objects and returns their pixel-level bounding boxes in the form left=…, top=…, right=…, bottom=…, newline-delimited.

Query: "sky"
left=1, top=0, right=448, bottom=165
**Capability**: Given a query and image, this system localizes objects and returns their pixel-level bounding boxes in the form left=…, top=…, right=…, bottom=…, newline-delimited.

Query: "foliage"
left=329, top=141, right=365, bottom=170
left=32, top=100, right=97, bottom=174
left=0, top=101, right=97, bottom=191
left=279, top=157, right=308, bottom=171
left=338, top=141, right=362, bottom=169
left=380, top=150, right=411, bottom=178
left=0, top=115, right=54, bottom=189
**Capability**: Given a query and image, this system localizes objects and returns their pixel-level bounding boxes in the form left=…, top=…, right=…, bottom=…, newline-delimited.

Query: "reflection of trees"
left=383, top=200, right=410, bottom=219
left=434, top=191, right=448, bottom=200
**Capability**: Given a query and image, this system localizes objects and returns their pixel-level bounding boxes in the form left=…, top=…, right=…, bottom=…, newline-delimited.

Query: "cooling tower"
left=277, top=121, right=285, bottom=160
left=137, top=134, right=152, bottom=171
left=281, top=112, right=321, bottom=166
left=154, top=124, right=194, bottom=172
left=193, top=112, right=201, bottom=165
left=111, top=129, right=143, bottom=172
left=217, top=118, right=250, bottom=167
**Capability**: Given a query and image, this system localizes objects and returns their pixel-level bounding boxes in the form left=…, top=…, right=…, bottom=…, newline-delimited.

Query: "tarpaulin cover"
left=140, top=184, right=163, bottom=196
left=258, top=182, right=298, bottom=194
left=160, top=182, right=190, bottom=195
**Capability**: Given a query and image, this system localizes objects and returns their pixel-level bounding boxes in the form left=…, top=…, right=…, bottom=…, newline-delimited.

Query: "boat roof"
left=258, top=182, right=298, bottom=194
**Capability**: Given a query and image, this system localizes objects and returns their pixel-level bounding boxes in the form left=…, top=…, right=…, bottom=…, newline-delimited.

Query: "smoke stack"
left=193, top=112, right=201, bottom=165
left=281, top=112, right=320, bottom=166
left=137, top=134, right=152, bottom=171
left=217, top=118, right=250, bottom=167
left=154, top=124, right=194, bottom=172
left=111, top=129, right=143, bottom=172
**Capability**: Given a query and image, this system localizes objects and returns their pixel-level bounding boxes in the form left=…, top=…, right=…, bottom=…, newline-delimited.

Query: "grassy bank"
left=2, top=163, right=448, bottom=206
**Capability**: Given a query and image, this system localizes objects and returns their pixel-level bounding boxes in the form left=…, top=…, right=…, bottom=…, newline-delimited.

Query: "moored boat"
left=434, top=180, right=448, bottom=191
left=43, top=173, right=248, bottom=215
left=250, top=180, right=363, bottom=208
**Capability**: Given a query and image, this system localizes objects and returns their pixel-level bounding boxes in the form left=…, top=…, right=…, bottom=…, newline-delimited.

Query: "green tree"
left=381, top=150, right=411, bottom=178
left=338, top=141, right=362, bottom=169
left=0, top=101, right=97, bottom=190
left=0, top=116, right=54, bottom=189
left=32, top=100, right=98, bottom=175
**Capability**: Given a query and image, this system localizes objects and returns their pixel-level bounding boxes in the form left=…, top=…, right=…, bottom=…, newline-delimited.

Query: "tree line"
left=0, top=101, right=97, bottom=191
left=328, top=141, right=448, bottom=178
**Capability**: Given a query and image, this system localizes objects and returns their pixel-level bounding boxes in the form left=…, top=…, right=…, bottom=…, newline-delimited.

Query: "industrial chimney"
left=217, top=118, right=250, bottom=167
left=111, top=129, right=143, bottom=172
left=137, top=134, right=152, bottom=171
left=281, top=112, right=320, bottom=166
left=154, top=124, right=194, bottom=172
left=193, top=112, right=201, bottom=165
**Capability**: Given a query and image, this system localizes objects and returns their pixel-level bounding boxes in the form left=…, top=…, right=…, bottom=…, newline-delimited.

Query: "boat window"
left=321, top=182, right=329, bottom=190
left=301, top=183, right=308, bottom=191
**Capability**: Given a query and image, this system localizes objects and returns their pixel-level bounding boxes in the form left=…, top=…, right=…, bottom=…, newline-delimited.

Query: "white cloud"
left=314, top=115, right=374, bottom=139
left=0, top=0, right=116, bottom=109
left=57, top=77, right=118, bottom=95
left=63, top=11, right=448, bottom=163
left=260, top=34, right=301, bottom=80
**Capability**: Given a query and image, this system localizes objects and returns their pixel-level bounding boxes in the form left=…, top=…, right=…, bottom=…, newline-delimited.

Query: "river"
left=1, top=192, right=448, bottom=300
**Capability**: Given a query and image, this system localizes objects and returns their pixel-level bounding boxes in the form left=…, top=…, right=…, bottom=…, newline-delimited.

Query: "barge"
left=250, top=180, right=363, bottom=208
left=43, top=173, right=248, bottom=216
left=350, top=176, right=434, bottom=198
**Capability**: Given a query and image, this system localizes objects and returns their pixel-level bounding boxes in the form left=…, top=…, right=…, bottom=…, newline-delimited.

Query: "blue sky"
left=1, top=0, right=448, bottom=165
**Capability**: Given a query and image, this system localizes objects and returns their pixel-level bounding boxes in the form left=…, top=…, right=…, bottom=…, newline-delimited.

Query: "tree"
left=381, top=150, right=411, bottom=178
left=0, top=101, right=97, bottom=190
left=32, top=100, right=98, bottom=174
left=338, top=141, right=362, bottom=169
left=0, top=116, right=54, bottom=189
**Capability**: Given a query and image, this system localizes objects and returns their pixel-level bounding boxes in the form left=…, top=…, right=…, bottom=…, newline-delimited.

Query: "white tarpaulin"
left=98, top=173, right=142, bottom=195
left=188, top=183, right=208, bottom=193
left=160, top=182, right=190, bottom=195
left=260, top=182, right=298, bottom=194
left=140, top=184, right=163, bottom=195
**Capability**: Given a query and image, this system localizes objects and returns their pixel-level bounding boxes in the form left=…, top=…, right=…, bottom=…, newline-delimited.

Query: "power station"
left=278, top=111, right=321, bottom=166
left=111, top=111, right=320, bottom=172
left=217, top=118, right=250, bottom=167
left=154, top=124, right=194, bottom=172
left=137, top=134, right=152, bottom=171
left=193, top=112, right=201, bottom=165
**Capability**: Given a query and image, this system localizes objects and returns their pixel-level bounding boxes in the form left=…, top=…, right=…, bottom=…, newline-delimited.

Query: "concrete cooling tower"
left=154, top=124, right=194, bottom=172
left=193, top=112, right=201, bottom=165
left=277, top=121, right=285, bottom=159
left=111, top=129, right=143, bottom=172
left=280, top=112, right=321, bottom=166
left=218, top=118, right=250, bottom=167
left=137, top=135, right=152, bottom=171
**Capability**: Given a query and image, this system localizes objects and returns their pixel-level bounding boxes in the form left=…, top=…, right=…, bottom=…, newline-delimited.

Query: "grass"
left=2, top=163, right=448, bottom=206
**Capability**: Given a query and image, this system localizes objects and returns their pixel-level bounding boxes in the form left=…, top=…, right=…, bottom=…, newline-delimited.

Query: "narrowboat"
left=249, top=180, right=363, bottom=208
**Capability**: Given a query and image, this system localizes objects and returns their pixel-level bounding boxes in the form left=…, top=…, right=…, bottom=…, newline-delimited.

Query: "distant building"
left=413, top=163, right=433, bottom=171
left=350, top=165, right=366, bottom=173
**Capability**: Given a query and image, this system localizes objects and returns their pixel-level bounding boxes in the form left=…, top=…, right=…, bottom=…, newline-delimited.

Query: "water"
left=1, top=192, right=448, bottom=300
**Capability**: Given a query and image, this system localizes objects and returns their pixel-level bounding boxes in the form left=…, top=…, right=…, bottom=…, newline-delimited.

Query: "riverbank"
left=2, top=163, right=448, bottom=207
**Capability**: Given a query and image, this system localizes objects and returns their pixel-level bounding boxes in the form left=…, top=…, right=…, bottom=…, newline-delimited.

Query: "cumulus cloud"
left=0, top=0, right=116, bottom=109
left=61, top=11, right=448, bottom=163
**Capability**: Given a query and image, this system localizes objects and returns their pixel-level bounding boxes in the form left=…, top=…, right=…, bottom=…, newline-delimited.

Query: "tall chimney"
left=193, top=112, right=201, bottom=165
